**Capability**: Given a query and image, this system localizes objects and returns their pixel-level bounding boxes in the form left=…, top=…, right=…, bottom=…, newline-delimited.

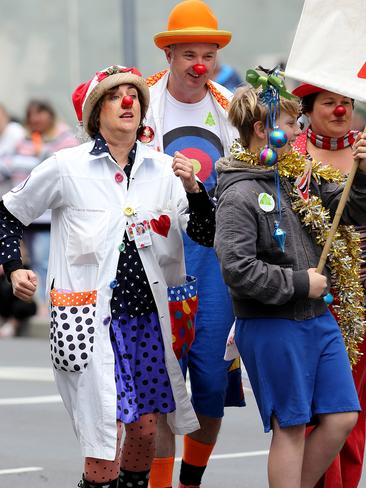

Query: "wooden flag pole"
left=316, top=159, right=359, bottom=274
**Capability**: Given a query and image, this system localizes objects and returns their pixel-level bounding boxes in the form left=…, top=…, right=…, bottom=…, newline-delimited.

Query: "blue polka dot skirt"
left=110, top=308, right=176, bottom=424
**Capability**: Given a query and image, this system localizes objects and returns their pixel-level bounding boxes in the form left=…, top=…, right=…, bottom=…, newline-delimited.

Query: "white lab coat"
left=3, top=140, right=199, bottom=460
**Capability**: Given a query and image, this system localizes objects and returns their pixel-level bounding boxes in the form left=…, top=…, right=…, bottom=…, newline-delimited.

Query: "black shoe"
left=77, top=475, right=118, bottom=487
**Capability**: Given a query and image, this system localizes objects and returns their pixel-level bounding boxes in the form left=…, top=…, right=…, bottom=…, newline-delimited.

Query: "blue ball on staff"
left=323, top=292, right=334, bottom=305
left=269, top=129, right=288, bottom=148
left=260, top=147, right=278, bottom=166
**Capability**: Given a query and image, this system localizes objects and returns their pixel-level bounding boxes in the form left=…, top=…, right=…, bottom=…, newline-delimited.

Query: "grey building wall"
left=0, top=0, right=304, bottom=126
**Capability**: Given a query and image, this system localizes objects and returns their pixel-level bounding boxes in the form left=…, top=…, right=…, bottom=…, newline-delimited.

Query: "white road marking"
left=175, top=450, right=269, bottom=462
left=0, top=395, right=61, bottom=406
left=0, top=367, right=54, bottom=382
left=210, top=450, right=269, bottom=460
left=0, top=466, right=43, bottom=476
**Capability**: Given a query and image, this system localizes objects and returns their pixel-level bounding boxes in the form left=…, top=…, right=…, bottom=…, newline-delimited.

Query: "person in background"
left=0, top=104, right=25, bottom=197
left=0, top=104, right=34, bottom=338
left=213, top=60, right=243, bottom=92
left=145, top=1, right=245, bottom=487
left=0, top=254, right=37, bottom=338
left=293, top=82, right=366, bottom=488
left=215, top=84, right=366, bottom=488
left=352, top=102, right=366, bottom=132
left=0, top=104, right=24, bottom=156
left=0, top=64, right=216, bottom=488
left=9, top=99, right=78, bottom=311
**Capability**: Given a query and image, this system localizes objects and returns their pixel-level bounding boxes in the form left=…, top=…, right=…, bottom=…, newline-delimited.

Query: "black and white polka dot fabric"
left=0, top=200, right=23, bottom=268
left=186, top=188, right=216, bottom=247
left=119, top=469, right=150, bottom=488
left=112, top=238, right=156, bottom=319
left=50, top=303, right=96, bottom=372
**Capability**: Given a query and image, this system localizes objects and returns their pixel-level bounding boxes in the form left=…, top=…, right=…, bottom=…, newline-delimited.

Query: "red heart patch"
left=150, top=215, right=171, bottom=238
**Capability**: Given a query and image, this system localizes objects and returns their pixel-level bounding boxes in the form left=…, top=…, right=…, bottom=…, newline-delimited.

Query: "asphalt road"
left=0, top=338, right=365, bottom=488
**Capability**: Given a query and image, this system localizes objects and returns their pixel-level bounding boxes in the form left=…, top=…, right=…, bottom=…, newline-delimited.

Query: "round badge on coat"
left=138, top=126, right=155, bottom=144
left=258, top=193, right=275, bottom=212
left=124, top=206, right=135, bottom=217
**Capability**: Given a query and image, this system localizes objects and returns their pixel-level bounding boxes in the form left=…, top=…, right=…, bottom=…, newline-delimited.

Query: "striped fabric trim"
left=207, top=80, right=229, bottom=110
left=145, top=70, right=168, bottom=87
left=307, top=128, right=358, bottom=150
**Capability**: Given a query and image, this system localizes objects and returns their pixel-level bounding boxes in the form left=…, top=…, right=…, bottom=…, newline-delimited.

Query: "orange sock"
left=182, top=435, right=215, bottom=467
left=149, top=457, right=174, bottom=488
left=179, top=435, right=215, bottom=487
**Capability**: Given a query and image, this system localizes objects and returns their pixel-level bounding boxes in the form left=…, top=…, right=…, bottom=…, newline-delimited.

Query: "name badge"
left=128, top=220, right=152, bottom=249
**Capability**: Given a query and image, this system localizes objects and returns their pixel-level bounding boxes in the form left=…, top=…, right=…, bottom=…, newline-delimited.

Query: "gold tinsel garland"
left=230, top=140, right=365, bottom=365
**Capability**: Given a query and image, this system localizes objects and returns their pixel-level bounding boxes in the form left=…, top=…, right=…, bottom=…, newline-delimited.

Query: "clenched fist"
left=172, top=151, right=200, bottom=193
left=10, top=269, right=38, bottom=301
left=307, top=268, right=327, bottom=299
left=353, top=132, right=366, bottom=173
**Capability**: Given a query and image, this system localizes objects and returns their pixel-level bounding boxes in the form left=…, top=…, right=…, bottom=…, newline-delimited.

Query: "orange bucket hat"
left=154, top=0, right=232, bottom=49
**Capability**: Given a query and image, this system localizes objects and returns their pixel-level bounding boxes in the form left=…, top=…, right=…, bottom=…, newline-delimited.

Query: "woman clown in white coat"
left=0, top=66, right=215, bottom=488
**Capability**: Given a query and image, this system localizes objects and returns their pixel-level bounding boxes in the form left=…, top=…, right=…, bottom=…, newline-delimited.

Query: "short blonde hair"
left=228, top=86, right=300, bottom=147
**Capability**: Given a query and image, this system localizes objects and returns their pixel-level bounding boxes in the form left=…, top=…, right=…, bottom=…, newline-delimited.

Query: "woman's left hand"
left=353, top=132, right=366, bottom=173
left=172, top=151, right=200, bottom=193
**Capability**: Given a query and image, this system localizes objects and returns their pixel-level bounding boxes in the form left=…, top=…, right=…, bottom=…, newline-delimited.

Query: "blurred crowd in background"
left=0, top=100, right=79, bottom=337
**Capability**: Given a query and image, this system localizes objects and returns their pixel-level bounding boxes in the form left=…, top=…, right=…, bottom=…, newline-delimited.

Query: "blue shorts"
left=235, top=311, right=360, bottom=432
left=181, top=238, right=245, bottom=418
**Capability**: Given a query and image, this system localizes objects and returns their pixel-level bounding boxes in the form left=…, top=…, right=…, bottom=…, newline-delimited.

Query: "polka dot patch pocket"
left=49, top=289, right=97, bottom=373
left=168, top=276, right=198, bottom=360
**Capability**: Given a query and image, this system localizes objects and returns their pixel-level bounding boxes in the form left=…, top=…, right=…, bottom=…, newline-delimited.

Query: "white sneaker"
left=0, top=321, right=16, bottom=338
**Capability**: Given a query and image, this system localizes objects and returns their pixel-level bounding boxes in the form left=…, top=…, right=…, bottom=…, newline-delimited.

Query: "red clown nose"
left=122, top=95, right=134, bottom=109
left=192, top=64, right=207, bottom=75
left=334, top=105, right=346, bottom=117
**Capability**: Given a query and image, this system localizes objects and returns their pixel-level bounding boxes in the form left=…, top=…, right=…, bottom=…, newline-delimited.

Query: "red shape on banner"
left=357, top=62, right=366, bottom=79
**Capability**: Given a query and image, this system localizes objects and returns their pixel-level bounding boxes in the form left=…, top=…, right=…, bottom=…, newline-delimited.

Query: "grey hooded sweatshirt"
left=214, top=154, right=366, bottom=321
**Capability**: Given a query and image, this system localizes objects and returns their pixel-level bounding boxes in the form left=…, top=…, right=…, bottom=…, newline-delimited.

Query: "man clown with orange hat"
left=144, top=2, right=245, bottom=488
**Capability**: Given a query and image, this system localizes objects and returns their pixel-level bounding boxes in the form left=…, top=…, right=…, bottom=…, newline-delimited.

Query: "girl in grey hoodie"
left=215, top=86, right=366, bottom=488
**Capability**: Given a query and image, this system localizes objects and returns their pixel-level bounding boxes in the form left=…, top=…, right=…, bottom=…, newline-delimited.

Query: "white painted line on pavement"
left=210, top=450, right=269, bottom=460
left=175, top=450, right=269, bottom=462
left=0, top=466, right=43, bottom=476
left=0, top=395, right=61, bottom=406
left=0, top=367, right=54, bottom=382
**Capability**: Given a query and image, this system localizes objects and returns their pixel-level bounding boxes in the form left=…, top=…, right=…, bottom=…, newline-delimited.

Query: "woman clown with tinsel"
left=293, top=82, right=366, bottom=488
left=214, top=71, right=366, bottom=488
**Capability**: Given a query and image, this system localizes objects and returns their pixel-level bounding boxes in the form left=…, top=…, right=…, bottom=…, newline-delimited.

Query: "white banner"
left=286, top=0, right=366, bottom=101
